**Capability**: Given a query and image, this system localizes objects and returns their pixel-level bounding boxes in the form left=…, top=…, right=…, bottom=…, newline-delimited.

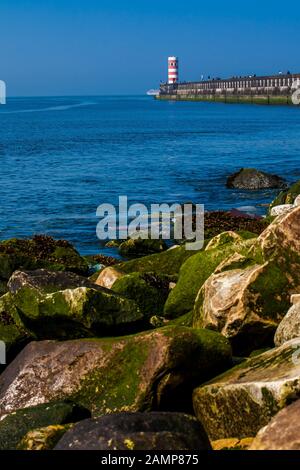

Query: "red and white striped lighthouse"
left=168, top=56, right=178, bottom=84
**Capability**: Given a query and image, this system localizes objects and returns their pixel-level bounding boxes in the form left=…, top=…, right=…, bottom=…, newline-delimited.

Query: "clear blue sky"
left=1, top=0, right=300, bottom=96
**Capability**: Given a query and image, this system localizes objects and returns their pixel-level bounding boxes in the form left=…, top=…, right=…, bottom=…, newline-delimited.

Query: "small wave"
left=0, top=101, right=97, bottom=114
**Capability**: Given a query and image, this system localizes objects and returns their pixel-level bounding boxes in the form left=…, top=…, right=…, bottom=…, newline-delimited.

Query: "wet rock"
left=250, top=399, right=300, bottom=450
left=193, top=339, right=300, bottom=440
left=7, top=269, right=145, bottom=339
left=0, top=401, right=89, bottom=450
left=119, top=238, right=167, bottom=257
left=18, top=424, right=73, bottom=450
left=226, top=168, right=286, bottom=190
left=95, top=266, right=124, bottom=289
left=275, top=295, right=300, bottom=346
left=0, top=326, right=231, bottom=417
left=55, top=412, right=211, bottom=450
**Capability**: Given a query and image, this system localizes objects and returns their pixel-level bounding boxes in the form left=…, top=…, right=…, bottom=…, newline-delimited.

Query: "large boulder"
left=193, top=207, right=300, bottom=354
left=0, top=326, right=231, bottom=417
left=270, top=204, right=294, bottom=217
left=193, top=338, right=300, bottom=440
left=95, top=267, right=124, bottom=289
left=112, top=272, right=172, bottom=317
left=0, top=236, right=89, bottom=290
left=55, top=412, right=211, bottom=450
left=226, top=168, right=286, bottom=190
left=193, top=259, right=289, bottom=355
left=6, top=269, right=145, bottom=338
left=0, top=401, right=89, bottom=450
left=275, top=295, right=300, bottom=346
left=250, top=399, right=300, bottom=450
left=164, top=234, right=254, bottom=320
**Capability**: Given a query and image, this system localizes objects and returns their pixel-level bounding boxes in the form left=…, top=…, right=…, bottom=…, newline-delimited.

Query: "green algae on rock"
left=164, top=233, right=254, bottom=319
left=0, top=326, right=231, bottom=418
left=269, top=179, right=300, bottom=212
left=0, top=236, right=89, bottom=282
left=18, top=424, right=73, bottom=450
left=115, top=245, right=197, bottom=276
left=7, top=269, right=145, bottom=339
left=119, top=238, right=167, bottom=257
left=193, top=338, right=300, bottom=441
left=0, top=401, right=89, bottom=450
left=112, top=272, right=173, bottom=317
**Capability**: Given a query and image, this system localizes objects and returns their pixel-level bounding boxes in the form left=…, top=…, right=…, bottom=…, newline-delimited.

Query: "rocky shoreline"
left=1, top=180, right=300, bottom=450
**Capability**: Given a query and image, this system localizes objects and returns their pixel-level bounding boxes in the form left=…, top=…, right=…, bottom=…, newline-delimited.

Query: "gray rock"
left=227, top=168, right=286, bottom=190
left=193, top=338, right=300, bottom=440
left=55, top=412, right=211, bottom=450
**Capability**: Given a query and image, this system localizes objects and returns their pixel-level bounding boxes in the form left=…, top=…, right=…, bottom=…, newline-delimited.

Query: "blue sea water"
left=0, top=96, right=300, bottom=255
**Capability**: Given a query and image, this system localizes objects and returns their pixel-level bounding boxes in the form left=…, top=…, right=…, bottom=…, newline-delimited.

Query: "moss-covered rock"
left=193, top=339, right=300, bottom=440
left=55, top=412, right=211, bottom=450
left=0, top=236, right=89, bottom=286
left=115, top=245, right=198, bottom=276
left=18, top=424, right=73, bottom=450
left=164, top=234, right=253, bottom=319
left=193, top=209, right=300, bottom=354
left=0, top=293, right=32, bottom=368
left=0, top=326, right=231, bottom=417
left=269, top=179, right=300, bottom=212
left=7, top=269, right=145, bottom=339
left=112, top=272, right=173, bottom=317
left=0, top=401, right=89, bottom=450
left=119, top=238, right=167, bottom=257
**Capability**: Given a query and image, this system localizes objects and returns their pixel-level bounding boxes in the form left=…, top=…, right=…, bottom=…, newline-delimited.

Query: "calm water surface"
left=0, top=96, right=299, bottom=254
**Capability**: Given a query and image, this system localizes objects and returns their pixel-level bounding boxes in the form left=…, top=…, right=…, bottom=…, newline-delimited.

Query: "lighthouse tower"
left=168, top=56, right=178, bottom=84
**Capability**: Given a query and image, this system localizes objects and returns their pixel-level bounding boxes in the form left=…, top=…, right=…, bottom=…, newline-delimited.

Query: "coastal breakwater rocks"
left=193, top=338, right=300, bottom=440
left=95, top=266, right=124, bottom=289
left=0, top=236, right=89, bottom=296
left=0, top=326, right=231, bottom=418
left=163, top=232, right=255, bottom=320
left=250, top=399, right=300, bottom=450
left=6, top=269, right=145, bottom=339
left=226, top=168, right=287, bottom=190
left=193, top=206, right=300, bottom=354
left=55, top=412, right=211, bottom=451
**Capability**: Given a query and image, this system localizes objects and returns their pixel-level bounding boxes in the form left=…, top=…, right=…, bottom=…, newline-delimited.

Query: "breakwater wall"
left=157, top=73, right=300, bottom=105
